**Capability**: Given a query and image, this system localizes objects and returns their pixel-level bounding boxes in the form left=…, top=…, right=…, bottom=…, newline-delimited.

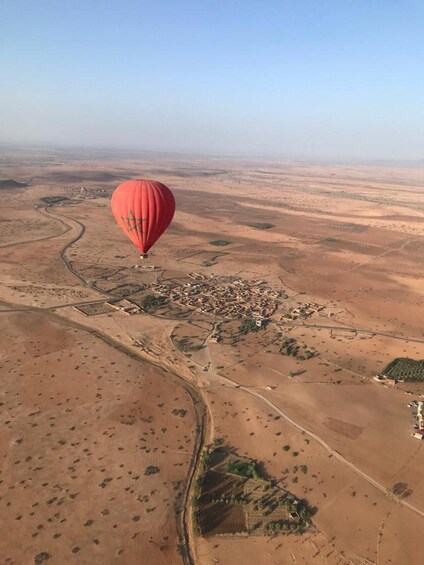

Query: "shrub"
left=139, top=294, right=166, bottom=311
left=172, top=408, right=187, bottom=417
left=240, top=319, right=259, bottom=334
left=144, top=466, right=160, bottom=475
left=227, top=459, right=259, bottom=479
left=34, top=553, right=51, bottom=564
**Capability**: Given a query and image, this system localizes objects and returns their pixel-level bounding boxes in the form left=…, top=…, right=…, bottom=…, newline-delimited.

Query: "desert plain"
left=0, top=147, right=423, bottom=565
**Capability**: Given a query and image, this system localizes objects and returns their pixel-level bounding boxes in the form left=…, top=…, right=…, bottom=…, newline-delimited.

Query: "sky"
left=1, top=0, right=424, bottom=160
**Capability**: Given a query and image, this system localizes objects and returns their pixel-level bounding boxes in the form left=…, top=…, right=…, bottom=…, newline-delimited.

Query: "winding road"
left=0, top=206, right=71, bottom=249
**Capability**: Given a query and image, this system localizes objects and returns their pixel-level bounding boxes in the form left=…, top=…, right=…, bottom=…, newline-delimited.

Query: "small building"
left=107, top=299, right=141, bottom=315
left=374, top=375, right=397, bottom=387
left=412, top=432, right=424, bottom=440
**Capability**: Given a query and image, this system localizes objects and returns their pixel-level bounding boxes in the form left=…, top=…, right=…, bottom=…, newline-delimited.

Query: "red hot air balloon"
left=111, top=179, right=175, bottom=258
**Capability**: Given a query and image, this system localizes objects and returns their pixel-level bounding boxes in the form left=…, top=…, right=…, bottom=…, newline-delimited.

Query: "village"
left=74, top=271, right=334, bottom=328
left=72, top=186, right=107, bottom=200
left=154, top=274, right=286, bottom=320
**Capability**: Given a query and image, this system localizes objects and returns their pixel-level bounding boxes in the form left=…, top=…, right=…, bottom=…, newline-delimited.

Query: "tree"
left=139, top=294, right=165, bottom=311
left=240, top=319, right=258, bottom=334
left=144, top=465, right=160, bottom=475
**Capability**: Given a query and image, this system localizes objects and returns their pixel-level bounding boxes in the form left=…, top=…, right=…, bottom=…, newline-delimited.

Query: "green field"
left=41, top=196, right=69, bottom=204
left=0, top=179, right=28, bottom=189
left=194, top=448, right=313, bottom=537
left=210, top=240, right=232, bottom=246
left=381, top=358, right=424, bottom=382
left=227, top=459, right=259, bottom=479
left=246, top=222, right=275, bottom=230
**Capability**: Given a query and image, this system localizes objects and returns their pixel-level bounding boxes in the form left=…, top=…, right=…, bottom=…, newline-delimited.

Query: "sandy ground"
left=0, top=310, right=198, bottom=564
left=0, top=148, right=423, bottom=564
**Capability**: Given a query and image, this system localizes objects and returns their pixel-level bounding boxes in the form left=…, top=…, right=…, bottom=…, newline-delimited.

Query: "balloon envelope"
left=111, top=179, right=175, bottom=254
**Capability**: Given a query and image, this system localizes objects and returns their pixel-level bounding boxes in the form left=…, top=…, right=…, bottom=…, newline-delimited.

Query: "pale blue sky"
left=1, top=0, right=423, bottom=159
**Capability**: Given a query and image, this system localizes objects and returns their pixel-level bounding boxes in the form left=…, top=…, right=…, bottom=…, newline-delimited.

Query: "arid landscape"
left=0, top=147, right=423, bottom=565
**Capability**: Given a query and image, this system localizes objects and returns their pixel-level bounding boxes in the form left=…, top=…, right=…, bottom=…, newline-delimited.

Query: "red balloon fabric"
left=111, top=179, right=175, bottom=254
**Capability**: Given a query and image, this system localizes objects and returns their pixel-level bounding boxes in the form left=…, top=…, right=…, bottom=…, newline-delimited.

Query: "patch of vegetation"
left=0, top=179, right=28, bottom=189
left=240, top=319, right=259, bottom=334
left=172, top=336, right=203, bottom=352
left=265, top=499, right=313, bottom=535
left=227, top=459, right=260, bottom=479
left=109, top=283, right=145, bottom=299
left=34, top=553, right=51, bottom=564
left=40, top=195, right=69, bottom=204
left=246, top=222, right=275, bottom=230
left=324, top=237, right=339, bottom=243
left=194, top=447, right=313, bottom=538
left=177, top=544, right=187, bottom=557
left=210, top=240, right=232, bottom=246
left=390, top=482, right=412, bottom=499
left=381, top=358, right=424, bottom=382
left=144, top=465, right=160, bottom=475
left=335, top=223, right=368, bottom=233
left=192, top=449, right=212, bottom=535
left=138, top=294, right=167, bottom=311
left=280, top=338, right=317, bottom=360
left=172, top=408, right=187, bottom=417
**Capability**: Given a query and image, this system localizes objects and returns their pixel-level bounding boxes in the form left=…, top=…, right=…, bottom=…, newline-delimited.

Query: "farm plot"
left=195, top=449, right=313, bottom=538
left=74, top=302, right=117, bottom=316
left=382, top=357, right=424, bottom=382
left=180, top=250, right=228, bottom=267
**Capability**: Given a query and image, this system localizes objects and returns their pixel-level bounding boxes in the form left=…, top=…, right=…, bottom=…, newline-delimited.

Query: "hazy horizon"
left=1, top=0, right=424, bottom=160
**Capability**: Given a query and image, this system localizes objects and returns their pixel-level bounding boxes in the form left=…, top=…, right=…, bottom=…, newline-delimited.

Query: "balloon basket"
left=140, top=253, right=149, bottom=260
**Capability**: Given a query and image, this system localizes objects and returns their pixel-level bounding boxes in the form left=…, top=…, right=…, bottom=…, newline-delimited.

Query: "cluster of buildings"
left=72, top=186, right=107, bottom=200
left=408, top=400, right=424, bottom=440
left=133, top=264, right=158, bottom=270
left=154, top=275, right=284, bottom=319
left=282, top=302, right=325, bottom=321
